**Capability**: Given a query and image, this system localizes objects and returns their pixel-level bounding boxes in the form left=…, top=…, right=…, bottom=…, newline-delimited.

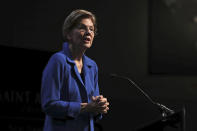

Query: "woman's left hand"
left=92, top=95, right=109, bottom=114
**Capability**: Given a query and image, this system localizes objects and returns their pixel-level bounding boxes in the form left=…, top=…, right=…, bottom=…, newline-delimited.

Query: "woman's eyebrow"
left=79, top=22, right=94, bottom=27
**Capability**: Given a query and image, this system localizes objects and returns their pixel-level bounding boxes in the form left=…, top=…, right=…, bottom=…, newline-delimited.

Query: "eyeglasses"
left=76, top=24, right=95, bottom=34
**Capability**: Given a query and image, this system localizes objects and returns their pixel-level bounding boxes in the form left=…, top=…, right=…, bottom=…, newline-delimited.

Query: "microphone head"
left=156, top=103, right=174, bottom=115
left=109, top=73, right=118, bottom=78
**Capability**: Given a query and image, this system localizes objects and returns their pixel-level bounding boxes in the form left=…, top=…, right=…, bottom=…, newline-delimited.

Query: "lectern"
left=110, top=74, right=186, bottom=131
left=135, top=108, right=186, bottom=131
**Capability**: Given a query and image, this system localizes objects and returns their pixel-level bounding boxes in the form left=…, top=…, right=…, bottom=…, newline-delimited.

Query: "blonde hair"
left=62, top=9, right=97, bottom=42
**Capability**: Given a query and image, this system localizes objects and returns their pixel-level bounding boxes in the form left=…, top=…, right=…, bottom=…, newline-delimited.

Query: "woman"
left=41, top=9, right=109, bottom=131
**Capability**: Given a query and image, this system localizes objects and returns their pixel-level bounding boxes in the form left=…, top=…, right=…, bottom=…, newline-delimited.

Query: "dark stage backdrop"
left=0, top=45, right=52, bottom=130
left=149, top=0, right=197, bottom=75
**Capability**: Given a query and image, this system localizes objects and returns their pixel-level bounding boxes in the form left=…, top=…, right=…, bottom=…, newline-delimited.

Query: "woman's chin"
left=83, top=42, right=92, bottom=48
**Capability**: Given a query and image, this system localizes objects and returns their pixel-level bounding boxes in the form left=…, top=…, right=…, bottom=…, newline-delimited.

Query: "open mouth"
left=83, top=37, right=91, bottom=42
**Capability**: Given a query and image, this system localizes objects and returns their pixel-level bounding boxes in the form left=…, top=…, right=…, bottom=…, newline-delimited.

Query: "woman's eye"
left=79, top=26, right=85, bottom=30
left=90, top=28, right=94, bottom=32
left=77, top=24, right=84, bottom=29
left=77, top=24, right=94, bottom=33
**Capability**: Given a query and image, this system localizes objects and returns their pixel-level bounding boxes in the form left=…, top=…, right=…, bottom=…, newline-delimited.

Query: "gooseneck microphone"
left=110, top=74, right=174, bottom=117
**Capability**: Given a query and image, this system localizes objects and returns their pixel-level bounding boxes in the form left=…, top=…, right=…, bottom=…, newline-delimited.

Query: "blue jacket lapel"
left=73, top=64, right=85, bottom=87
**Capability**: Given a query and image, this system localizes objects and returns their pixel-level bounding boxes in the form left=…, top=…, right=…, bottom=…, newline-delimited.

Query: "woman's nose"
left=85, top=29, right=91, bottom=35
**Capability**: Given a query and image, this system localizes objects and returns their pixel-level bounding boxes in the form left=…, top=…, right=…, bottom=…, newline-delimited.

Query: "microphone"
left=110, top=73, right=175, bottom=117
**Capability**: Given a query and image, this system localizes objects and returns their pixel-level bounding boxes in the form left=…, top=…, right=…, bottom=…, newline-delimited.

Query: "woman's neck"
left=69, top=43, right=86, bottom=62
left=69, top=43, right=85, bottom=73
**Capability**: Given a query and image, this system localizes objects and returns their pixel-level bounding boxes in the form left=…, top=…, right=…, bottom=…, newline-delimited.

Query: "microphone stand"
left=110, top=74, right=175, bottom=119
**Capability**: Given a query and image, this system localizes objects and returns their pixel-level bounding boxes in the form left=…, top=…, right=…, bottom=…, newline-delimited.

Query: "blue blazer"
left=41, top=43, right=101, bottom=131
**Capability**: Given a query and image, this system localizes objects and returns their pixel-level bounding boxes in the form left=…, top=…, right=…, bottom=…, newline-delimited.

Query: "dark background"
left=0, top=0, right=197, bottom=130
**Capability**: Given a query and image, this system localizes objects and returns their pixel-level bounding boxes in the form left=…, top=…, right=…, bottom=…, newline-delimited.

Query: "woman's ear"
left=66, top=32, right=72, bottom=41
